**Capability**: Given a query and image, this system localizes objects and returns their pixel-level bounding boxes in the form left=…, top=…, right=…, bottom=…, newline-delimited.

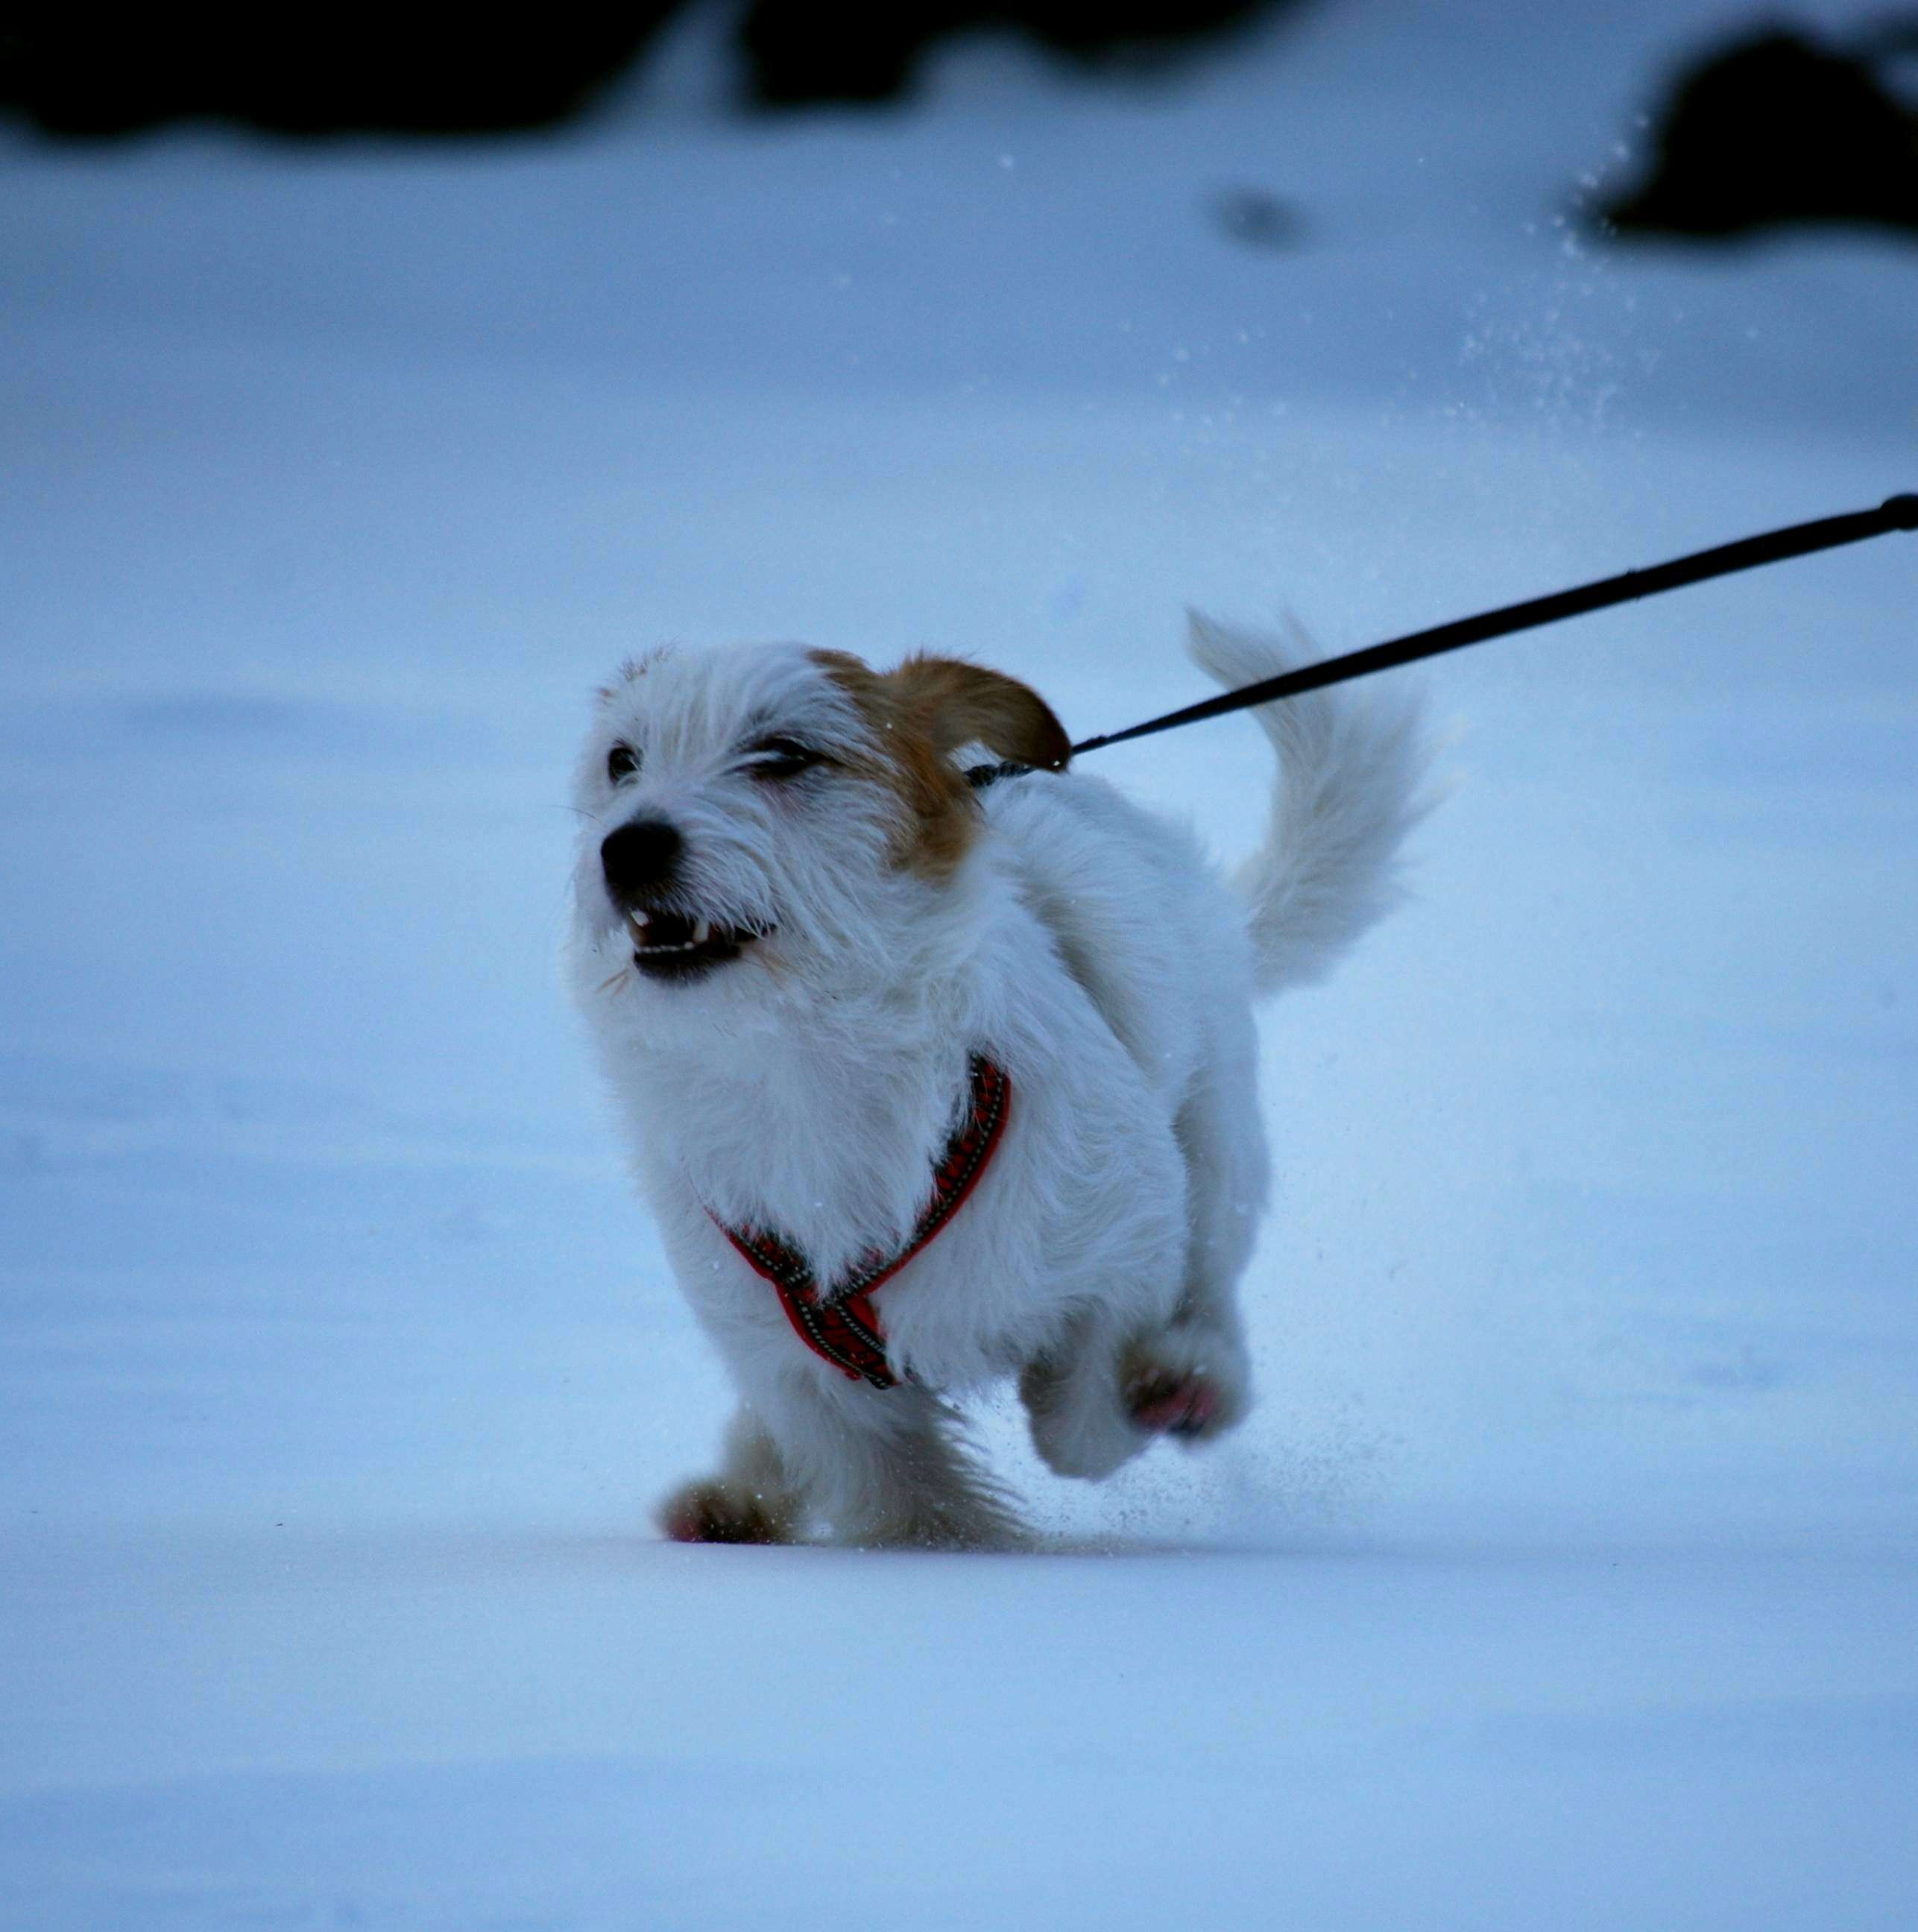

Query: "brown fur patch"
left=886, top=654, right=1073, bottom=774
left=813, top=651, right=1070, bottom=879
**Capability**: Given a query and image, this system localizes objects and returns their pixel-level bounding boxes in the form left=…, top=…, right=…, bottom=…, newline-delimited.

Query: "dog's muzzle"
left=599, top=818, right=772, bottom=984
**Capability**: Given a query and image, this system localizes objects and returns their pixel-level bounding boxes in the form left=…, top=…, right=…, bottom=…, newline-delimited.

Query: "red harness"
left=710, top=1056, right=1012, bottom=1389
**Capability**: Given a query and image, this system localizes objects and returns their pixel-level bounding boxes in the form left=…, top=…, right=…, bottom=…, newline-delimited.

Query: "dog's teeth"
left=626, top=909, right=651, bottom=934
left=692, top=918, right=712, bottom=946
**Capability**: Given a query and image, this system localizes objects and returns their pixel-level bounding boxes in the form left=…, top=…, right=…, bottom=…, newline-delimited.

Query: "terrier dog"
left=567, top=617, right=1427, bottom=1548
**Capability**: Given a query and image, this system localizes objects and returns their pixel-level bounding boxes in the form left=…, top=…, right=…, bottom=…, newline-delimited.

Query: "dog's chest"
left=649, top=1043, right=979, bottom=1292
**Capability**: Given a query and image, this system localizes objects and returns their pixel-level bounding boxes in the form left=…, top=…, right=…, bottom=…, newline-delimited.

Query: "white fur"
left=566, top=618, right=1429, bottom=1548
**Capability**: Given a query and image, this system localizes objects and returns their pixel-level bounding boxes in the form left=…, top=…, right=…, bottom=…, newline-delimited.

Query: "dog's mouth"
left=622, top=906, right=772, bottom=983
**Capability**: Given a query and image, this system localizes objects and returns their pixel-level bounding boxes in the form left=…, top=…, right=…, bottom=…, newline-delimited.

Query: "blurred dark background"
left=4, top=4, right=1914, bottom=242
left=0, top=4, right=1296, bottom=136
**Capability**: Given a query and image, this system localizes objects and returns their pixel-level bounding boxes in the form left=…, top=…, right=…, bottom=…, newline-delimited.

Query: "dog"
left=566, top=616, right=1428, bottom=1548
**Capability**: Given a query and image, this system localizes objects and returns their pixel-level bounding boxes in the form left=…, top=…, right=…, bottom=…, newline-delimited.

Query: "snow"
left=2, top=0, right=1915, bottom=1924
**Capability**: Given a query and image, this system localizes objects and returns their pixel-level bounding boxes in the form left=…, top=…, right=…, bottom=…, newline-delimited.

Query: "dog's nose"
left=600, top=818, right=683, bottom=903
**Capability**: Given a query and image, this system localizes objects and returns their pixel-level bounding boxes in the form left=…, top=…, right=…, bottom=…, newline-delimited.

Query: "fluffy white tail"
left=1186, top=610, right=1431, bottom=999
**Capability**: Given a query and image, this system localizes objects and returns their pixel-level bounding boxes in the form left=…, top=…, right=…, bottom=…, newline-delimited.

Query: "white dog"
left=567, top=618, right=1426, bottom=1548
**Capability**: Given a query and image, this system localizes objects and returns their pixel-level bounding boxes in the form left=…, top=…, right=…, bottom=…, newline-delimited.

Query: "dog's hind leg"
left=662, top=1382, right=1026, bottom=1550
left=657, top=1407, right=806, bottom=1544
left=807, top=1387, right=1030, bottom=1550
left=683, top=1377, right=1028, bottom=1550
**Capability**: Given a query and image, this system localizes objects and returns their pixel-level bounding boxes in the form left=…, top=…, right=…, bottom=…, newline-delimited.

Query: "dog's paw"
left=1020, top=1352, right=1146, bottom=1480
left=657, top=1478, right=793, bottom=1546
left=1120, top=1325, right=1248, bottom=1445
left=1125, top=1368, right=1223, bottom=1438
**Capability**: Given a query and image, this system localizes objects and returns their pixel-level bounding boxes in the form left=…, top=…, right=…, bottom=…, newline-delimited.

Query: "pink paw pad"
left=1129, top=1374, right=1220, bottom=1438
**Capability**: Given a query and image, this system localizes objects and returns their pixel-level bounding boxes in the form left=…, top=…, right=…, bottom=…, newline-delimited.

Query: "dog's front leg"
left=1019, top=1302, right=1156, bottom=1482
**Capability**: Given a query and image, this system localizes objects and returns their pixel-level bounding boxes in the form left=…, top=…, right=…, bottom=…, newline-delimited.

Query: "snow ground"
left=2, top=0, right=1915, bottom=1924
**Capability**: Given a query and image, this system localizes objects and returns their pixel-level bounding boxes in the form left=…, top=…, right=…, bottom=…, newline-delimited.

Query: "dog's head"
left=569, top=641, right=1068, bottom=1015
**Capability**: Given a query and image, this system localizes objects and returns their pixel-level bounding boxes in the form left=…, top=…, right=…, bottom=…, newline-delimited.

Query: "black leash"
left=1069, top=493, right=1918, bottom=760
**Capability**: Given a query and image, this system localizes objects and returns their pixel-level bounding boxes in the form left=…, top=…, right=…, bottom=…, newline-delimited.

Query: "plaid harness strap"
left=710, top=1055, right=1012, bottom=1389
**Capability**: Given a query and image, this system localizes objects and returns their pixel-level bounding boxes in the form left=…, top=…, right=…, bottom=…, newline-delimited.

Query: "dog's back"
left=984, top=768, right=1253, bottom=1108
left=985, top=612, right=1428, bottom=1099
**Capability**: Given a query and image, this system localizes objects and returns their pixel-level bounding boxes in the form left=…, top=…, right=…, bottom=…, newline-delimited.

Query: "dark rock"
left=1208, top=183, right=1305, bottom=251
left=1599, top=23, right=1918, bottom=239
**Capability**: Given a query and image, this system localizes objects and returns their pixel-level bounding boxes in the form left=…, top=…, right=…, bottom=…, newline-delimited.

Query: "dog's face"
left=570, top=641, right=1067, bottom=1016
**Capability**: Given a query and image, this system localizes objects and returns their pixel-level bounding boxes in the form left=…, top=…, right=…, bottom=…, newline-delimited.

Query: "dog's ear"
left=883, top=656, right=1072, bottom=771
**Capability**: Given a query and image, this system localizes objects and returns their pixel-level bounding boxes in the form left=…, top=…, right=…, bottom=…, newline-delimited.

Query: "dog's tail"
left=1185, top=610, right=1431, bottom=1000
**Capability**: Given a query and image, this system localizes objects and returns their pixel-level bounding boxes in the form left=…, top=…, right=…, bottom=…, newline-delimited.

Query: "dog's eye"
left=607, top=743, right=640, bottom=784
left=745, top=736, right=825, bottom=781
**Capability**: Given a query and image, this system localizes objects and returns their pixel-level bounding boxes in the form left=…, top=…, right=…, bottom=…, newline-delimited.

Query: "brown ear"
left=883, top=655, right=1072, bottom=771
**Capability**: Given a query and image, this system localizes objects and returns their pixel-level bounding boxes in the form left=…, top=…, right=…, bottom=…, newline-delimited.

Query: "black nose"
left=600, top=818, right=683, bottom=903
